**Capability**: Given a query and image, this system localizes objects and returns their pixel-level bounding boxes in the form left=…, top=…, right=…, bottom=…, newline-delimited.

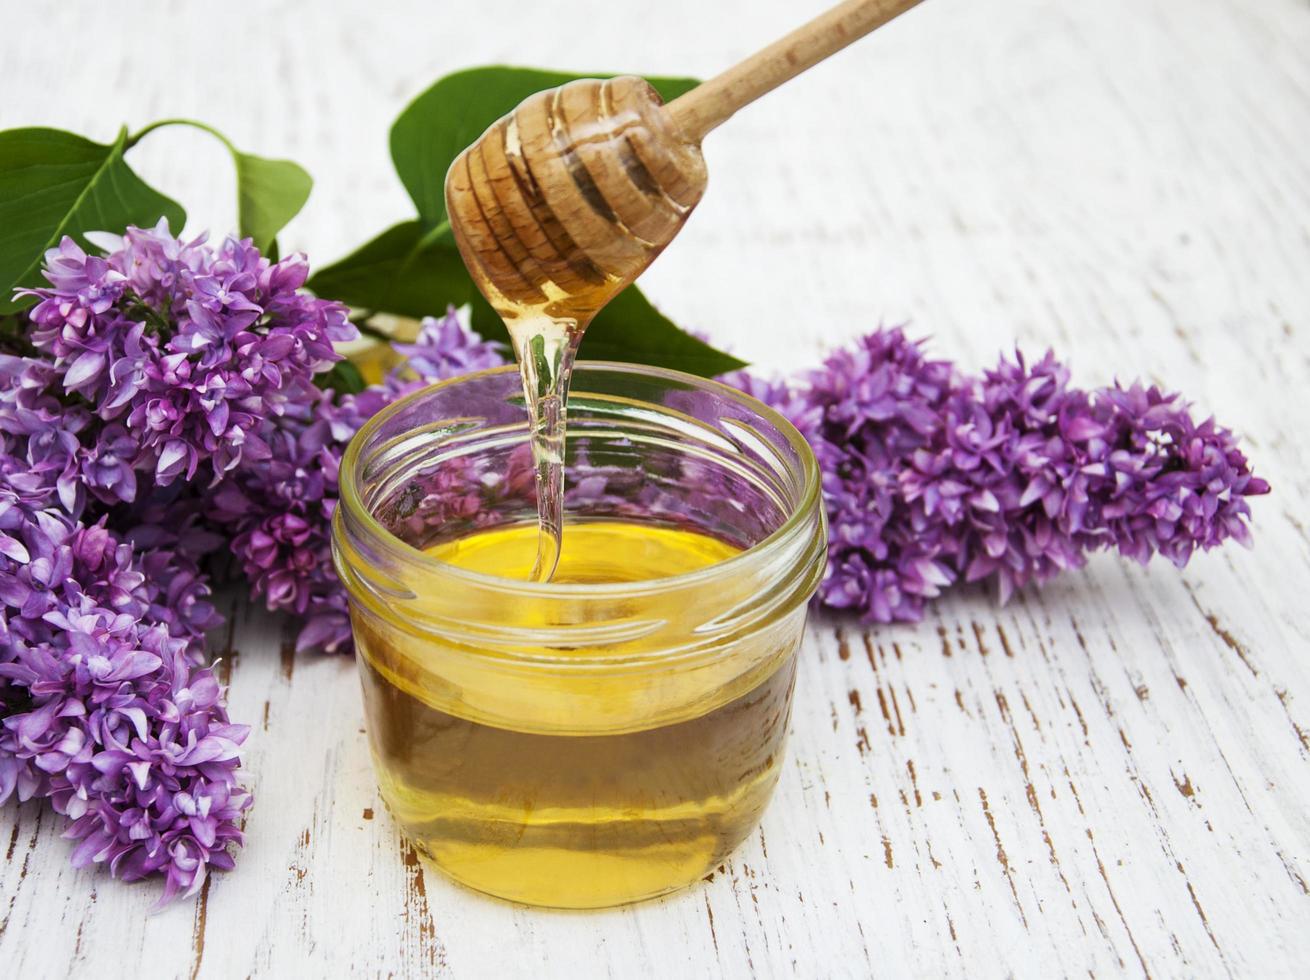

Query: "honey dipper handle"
left=664, top=0, right=924, bottom=141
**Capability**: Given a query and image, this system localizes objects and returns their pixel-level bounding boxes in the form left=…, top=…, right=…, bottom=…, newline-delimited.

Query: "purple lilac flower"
left=899, top=349, right=1087, bottom=604
left=0, top=515, right=245, bottom=907
left=728, top=329, right=1269, bottom=621
left=209, top=308, right=505, bottom=653
left=20, top=222, right=355, bottom=486
left=0, top=223, right=363, bottom=904
left=385, top=307, right=507, bottom=395
left=205, top=387, right=384, bottom=654
left=729, top=329, right=960, bottom=621
left=0, top=353, right=93, bottom=517
left=1058, top=379, right=1268, bottom=564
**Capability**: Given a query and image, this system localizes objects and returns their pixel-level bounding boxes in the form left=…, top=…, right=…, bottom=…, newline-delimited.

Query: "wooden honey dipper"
left=445, top=0, right=926, bottom=334
left=445, top=0, right=924, bottom=582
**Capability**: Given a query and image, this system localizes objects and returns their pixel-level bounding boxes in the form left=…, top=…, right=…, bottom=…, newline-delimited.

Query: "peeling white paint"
left=3, top=0, right=1309, bottom=975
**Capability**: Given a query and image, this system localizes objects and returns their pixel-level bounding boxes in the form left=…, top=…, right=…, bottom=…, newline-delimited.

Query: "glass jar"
left=332, top=362, right=825, bottom=908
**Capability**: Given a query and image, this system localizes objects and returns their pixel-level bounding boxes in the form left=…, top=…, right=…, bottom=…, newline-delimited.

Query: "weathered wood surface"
left=3, top=0, right=1308, bottom=976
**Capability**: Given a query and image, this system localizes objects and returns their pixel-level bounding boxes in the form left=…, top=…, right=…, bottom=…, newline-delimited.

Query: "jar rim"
left=337, top=360, right=823, bottom=599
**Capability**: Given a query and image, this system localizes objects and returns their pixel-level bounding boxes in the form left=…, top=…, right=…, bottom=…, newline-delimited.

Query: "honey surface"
left=427, top=519, right=739, bottom=582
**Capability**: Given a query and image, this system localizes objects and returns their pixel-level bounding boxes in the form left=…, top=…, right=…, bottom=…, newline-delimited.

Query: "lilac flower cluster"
left=385, top=309, right=507, bottom=392
left=0, top=342, right=245, bottom=902
left=0, top=516, right=244, bottom=906
left=735, top=328, right=1269, bottom=622
left=205, top=387, right=386, bottom=655
left=2, top=223, right=358, bottom=902
left=21, top=226, right=353, bottom=485
left=207, top=308, right=504, bottom=654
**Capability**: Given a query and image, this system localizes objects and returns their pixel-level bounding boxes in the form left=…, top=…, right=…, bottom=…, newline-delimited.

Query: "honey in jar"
left=333, top=364, right=824, bottom=907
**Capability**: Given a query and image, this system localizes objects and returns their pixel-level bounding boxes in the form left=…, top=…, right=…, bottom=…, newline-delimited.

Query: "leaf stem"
left=413, top=220, right=452, bottom=251
left=126, top=118, right=237, bottom=152
left=395, top=220, right=452, bottom=282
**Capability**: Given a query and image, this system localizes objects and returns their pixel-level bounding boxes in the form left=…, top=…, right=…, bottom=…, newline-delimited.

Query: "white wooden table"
left=3, top=0, right=1309, bottom=975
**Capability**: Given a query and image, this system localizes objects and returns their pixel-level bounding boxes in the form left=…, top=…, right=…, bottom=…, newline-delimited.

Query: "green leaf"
left=581, top=287, right=746, bottom=377
left=316, top=358, right=366, bottom=395
left=233, top=151, right=311, bottom=252
left=390, top=66, right=699, bottom=227
left=307, top=218, right=744, bottom=377
left=0, top=126, right=185, bottom=313
left=306, top=219, right=504, bottom=338
left=306, top=220, right=436, bottom=314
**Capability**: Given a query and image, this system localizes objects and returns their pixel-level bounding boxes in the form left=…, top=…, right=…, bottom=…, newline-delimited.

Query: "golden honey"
left=355, top=521, right=795, bottom=907
left=333, top=364, right=825, bottom=908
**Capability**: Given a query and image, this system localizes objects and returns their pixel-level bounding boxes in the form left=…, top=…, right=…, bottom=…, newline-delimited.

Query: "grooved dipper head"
left=445, top=76, right=707, bottom=328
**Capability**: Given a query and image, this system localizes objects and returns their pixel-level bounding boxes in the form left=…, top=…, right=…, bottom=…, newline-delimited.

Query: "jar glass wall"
left=332, top=362, right=826, bottom=908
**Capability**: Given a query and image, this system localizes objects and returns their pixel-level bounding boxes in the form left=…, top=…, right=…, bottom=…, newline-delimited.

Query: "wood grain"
left=2, top=0, right=1308, bottom=976
left=445, top=75, right=706, bottom=322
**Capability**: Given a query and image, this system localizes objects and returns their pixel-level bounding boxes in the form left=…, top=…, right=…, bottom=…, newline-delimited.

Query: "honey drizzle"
left=447, top=77, right=705, bottom=580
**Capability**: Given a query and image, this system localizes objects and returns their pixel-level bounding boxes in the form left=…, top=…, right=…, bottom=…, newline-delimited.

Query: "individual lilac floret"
left=0, top=515, right=247, bottom=907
